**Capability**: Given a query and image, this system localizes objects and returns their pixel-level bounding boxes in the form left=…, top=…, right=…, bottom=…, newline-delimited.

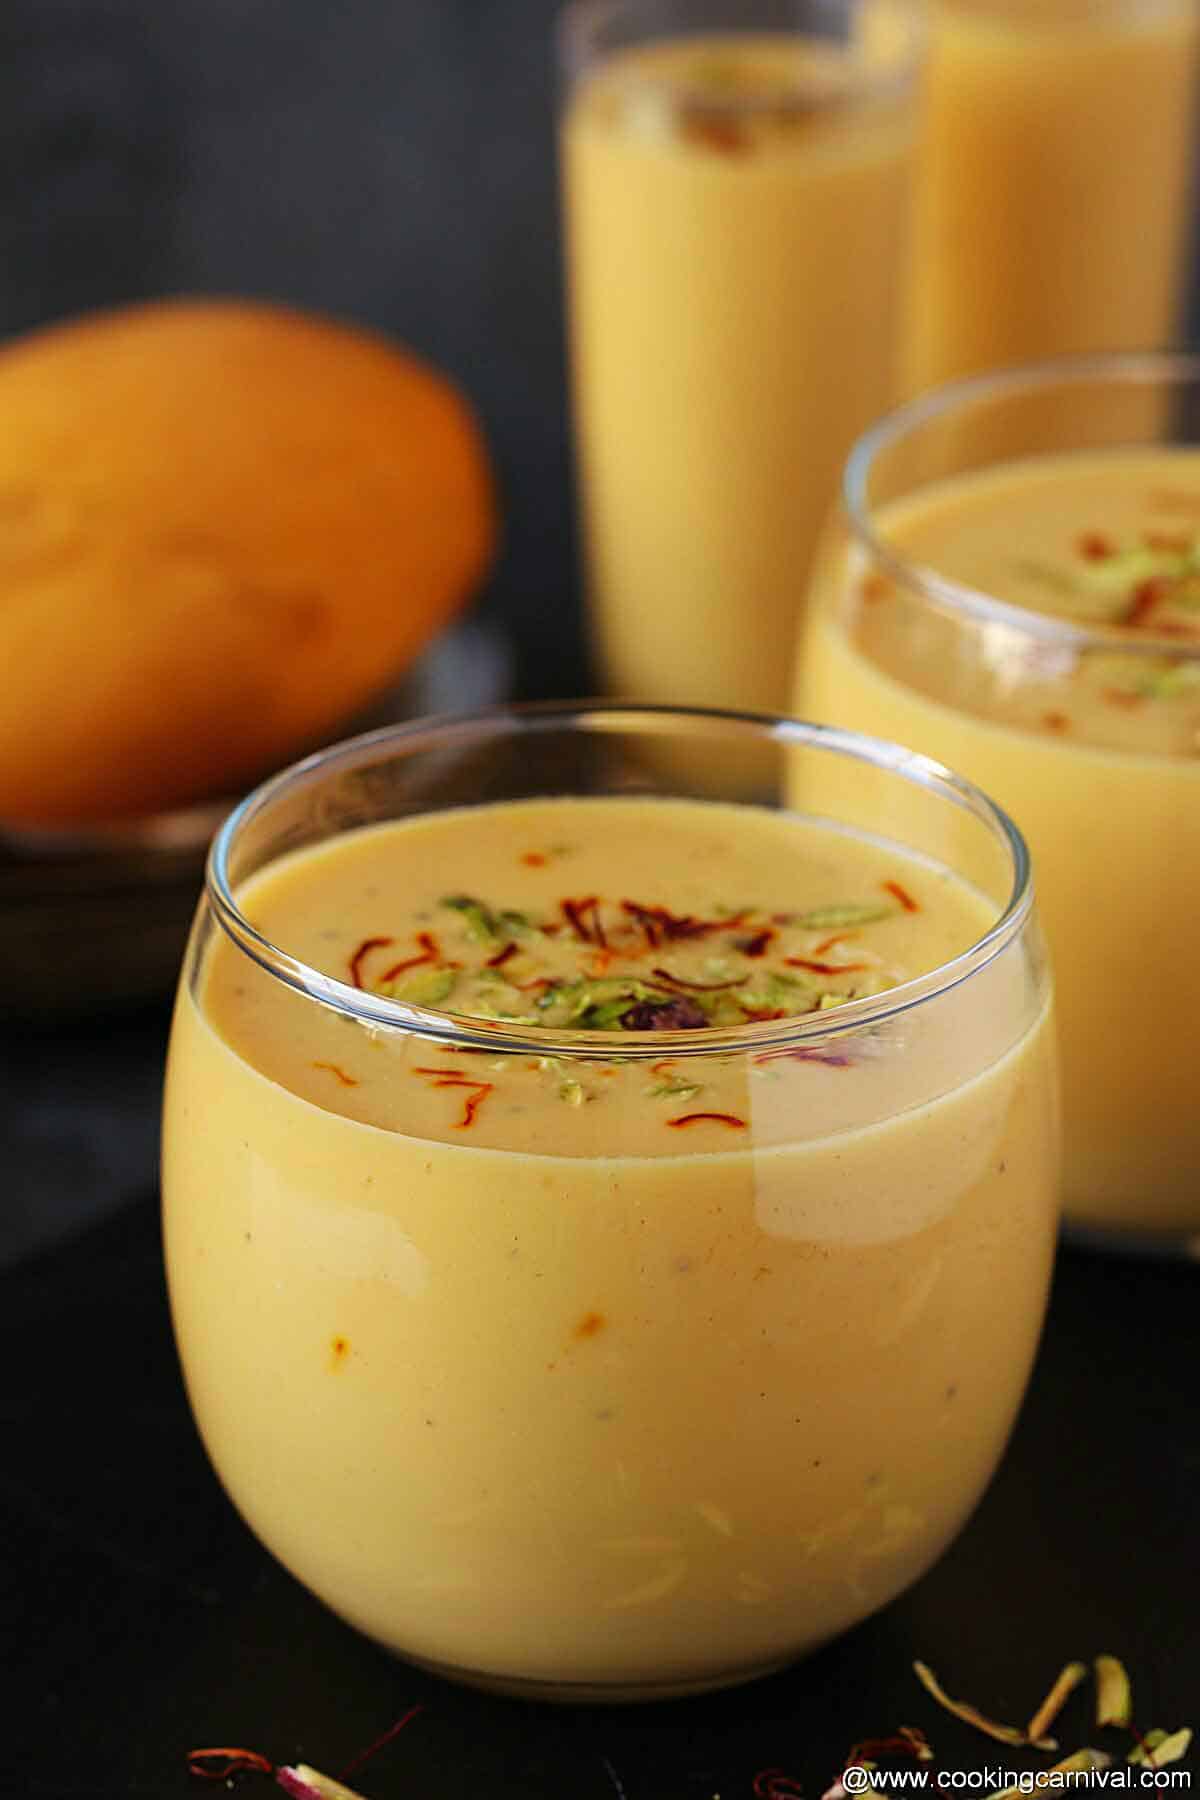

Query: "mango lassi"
left=801, top=443, right=1200, bottom=1239
left=163, top=785, right=1057, bottom=1699
left=562, top=5, right=922, bottom=713
left=904, top=0, right=1199, bottom=395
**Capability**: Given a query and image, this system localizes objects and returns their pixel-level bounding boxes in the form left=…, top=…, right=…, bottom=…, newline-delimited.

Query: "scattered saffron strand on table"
left=339, top=1706, right=424, bottom=1781
left=188, top=1747, right=275, bottom=1780
left=188, top=1707, right=425, bottom=1793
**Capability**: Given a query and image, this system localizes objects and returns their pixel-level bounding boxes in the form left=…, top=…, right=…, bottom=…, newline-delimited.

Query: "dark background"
left=2, top=8, right=1199, bottom=1798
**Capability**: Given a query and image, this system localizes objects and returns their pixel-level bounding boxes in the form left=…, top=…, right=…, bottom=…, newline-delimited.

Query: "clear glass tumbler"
left=799, top=351, right=1200, bottom=1251
left=162, top=704, right=1057, bottom=1701
left=560, top=0, right=925, bottom=714
left=903, top=0, right=1199, bottom=397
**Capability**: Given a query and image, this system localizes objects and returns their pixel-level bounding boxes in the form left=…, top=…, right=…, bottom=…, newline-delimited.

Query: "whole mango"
left=0, top=297, right=497, bottom=824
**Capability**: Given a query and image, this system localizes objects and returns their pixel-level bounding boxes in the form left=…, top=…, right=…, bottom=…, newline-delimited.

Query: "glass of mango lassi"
left=903, top=0, right=1199, bottom=398
left=560, top=0, right=924, bottom=715
left=162, top=704, right=1057, bottom=1701
left=798, top=352, right=1200, bottom=1250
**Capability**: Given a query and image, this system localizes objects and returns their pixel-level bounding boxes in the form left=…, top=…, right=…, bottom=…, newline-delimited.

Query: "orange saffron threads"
left=412, top=1066, right=494, bottom=1129
left=486, top=940, right=519, bottom=969
left=187, top=1748, right=275, bottom=1781
left=312, top=1061, right=359, bottom=1087
left=622, top=899, right=748, bottom=945
left=813, top=931, right=856, bottom=956
left=521, top=851, right=547, bottom=867
left=348, top=935, right=394, bottom=988
left=883, top=879, right=919, bottom=912
left=1043, top=711, right=1071, bottom=733
left=1125, top=577, right=1167, bottom=627
left=1103, top=687, right=1146, bottom=710
left=734, top=928, right=774, bottom=957
left=667, top=1111, right=747, bottom=1130
left=1077, top=530, right=1115, bottom=560
left=681, top=109, right=749, bottom=154
left=786, top=957, right=870, bottom=975
left=651, top=965, right=742, bottom=991
left=380, top=931, right=440, bottom=982
left=562, top=895, right=606, bottom=945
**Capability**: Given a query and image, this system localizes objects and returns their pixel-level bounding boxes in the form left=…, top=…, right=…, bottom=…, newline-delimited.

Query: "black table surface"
left=4, top=1057, right=1198, bottom=1799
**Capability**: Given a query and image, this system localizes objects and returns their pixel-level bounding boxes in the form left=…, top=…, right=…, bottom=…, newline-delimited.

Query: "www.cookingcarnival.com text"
left=841, top=1767, right=1190, bottom=1794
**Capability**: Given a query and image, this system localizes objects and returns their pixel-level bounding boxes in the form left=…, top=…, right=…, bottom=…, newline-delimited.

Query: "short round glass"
left=162, top=703, right=1057, bottom=1702
left=798, top=349, right=1200, bottom=1253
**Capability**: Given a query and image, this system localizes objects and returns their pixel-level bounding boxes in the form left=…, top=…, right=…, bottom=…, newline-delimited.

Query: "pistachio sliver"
left=276, top=1765, right=371, bottom=1800
left=1026, top=1660, right=1088, bottom=1749
left=1129, top=1728, right=1192, bottom=1768
left=440, top=894, right=498, bottom=941
left=647, top=1079, right=701, bottom=1101
left=795, top=903, right=894, bottom=929
left=1094, top=1654, right=1133, bottom=1730
left=381, top=967, right=457, bottom=1008
left=912, top=1661, right=1028, bottom=1747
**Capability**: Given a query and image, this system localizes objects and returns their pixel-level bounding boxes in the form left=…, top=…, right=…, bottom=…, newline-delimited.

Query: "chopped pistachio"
left=647, top=1079, right=701, bottom=1101
left=912, top=1662, right=1028, bottom=1746
left=1027, top=1660, right=1088, bottom=1749
left=795, top=902, right=894, bottom=929
left=1082, top=543, right=1187, bottom=603
left=733, top=971, right=809, bottom=1013
left=276, top=1765, right=371, bottom=1800
left=381, top=967, right=457, bottom=1008
left=818, top=992, right=847, bottom=1011
left=1094, top=1654, right=1132, bottom=1730
left=1129, top=1729, right=1192, bottom=1768
left=498, top=908, right=533, bottom=937
left=1137, top=661, right=1200, bottom=699
left=559, top=1079, right=587, bottom=1107
left=440, top=894, right=498, bottom=941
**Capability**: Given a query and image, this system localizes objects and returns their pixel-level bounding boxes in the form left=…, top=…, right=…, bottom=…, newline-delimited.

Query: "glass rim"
left=843, top=346, right=1200, bottom=661
left=204, top=702, right=1035, bottom=1063
left=556, top=0, right=926, bottom=107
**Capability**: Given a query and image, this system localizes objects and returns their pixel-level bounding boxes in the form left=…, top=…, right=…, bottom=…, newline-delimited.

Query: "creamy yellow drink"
left=164, top=792, right=1057, bottom=1697
left=563, top=9, right=921, bottom=713
left=904, top=0, right=1199, bottom=396
left=802, top=446, right=1200, bottom=1238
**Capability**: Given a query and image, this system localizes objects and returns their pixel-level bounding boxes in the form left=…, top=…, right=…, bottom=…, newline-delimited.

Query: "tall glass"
left=560, top=1, right=925, bottom=714
left=798, top=352, right=1200, bottom=1251
left=903, top=0, right=1199, bottom=396
left=162, top=704, right=1057, bottom=1702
